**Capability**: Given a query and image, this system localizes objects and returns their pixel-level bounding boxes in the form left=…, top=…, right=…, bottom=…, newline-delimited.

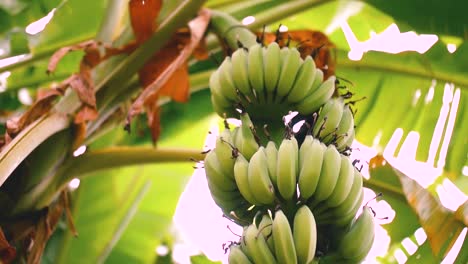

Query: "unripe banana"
left=324, top=155, right=355, bottom=207
left=293, top=206, right=317, bottom=264
left=263, top=42, right=281, bottom=98
left=245, top=224, right=278, bottom=264
left=228, top=244, right=253, bottom=264
left=210, top=70, right=231, bottom=107
left=298, top=137, right=325, bottom=200
left=337, top=206, right=375, bottom=261
left=240, top=226, right=252, bottom=258
left=331, top=190, right=364, bottom=227
left=312, top=144, right=341, bottom=203
left=291, top=136, right=300, bottom=176
left=231, top=48, right=252, bottom=97
left=217, top=57, right=238, bottom=101
left=265, top=140, right=278, bottom=187
left=308, top=69, right=324, bottom=95
left=215, top=127, right=236, bottom=178
left=272, top=210, right=297, bottom=264
left=210, top=95, right=227, bottom=117
left=296, top=76, right=336, bottom=115
left=248, top=147, right=275, bottom=204
left=234, top=153, right=261, bottom=205
left=204, top=150, right=237, bottom=192
left=287, top=56, right=317, bottom=103
left=247, top=43, right=265, bottom=101
left=315, top=168, right=363, bottom=221
left=276, top=137, right=299, bottom=200
left=235, top=113, right=259, bottom=160
left=313, top=98, right=344, bottom=143
left=335, top=104, right=355, bottom=151
left=276, top=48, right=303, bottom=101
left=258, top=214, right=275, bottom=253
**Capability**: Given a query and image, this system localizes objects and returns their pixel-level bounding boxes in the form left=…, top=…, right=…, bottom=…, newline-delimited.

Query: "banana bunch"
left=228, top=206, right=317, bottom=264
left=311, top=97, right=355, bottom=152
left=209, top=43, right=336, bottom=121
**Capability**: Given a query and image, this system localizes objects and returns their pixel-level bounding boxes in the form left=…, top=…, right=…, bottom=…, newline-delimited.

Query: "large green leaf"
left=363, top=0, right=468, bottom=39
left=32, top=0, right=108, bottom=54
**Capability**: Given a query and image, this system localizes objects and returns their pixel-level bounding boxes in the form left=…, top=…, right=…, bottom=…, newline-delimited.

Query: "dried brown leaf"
left=455, top=201, right=468, bottom=226
left=193, top=39, right=209, bottom=60
left=0, top=227, right=16, bottom=264
left=6, top=89, right=61, bottom=138
left=47, top=40, right=100, bottom=74
left=125, top=8, right=211, bottom=143
left=129, top=0, right=163, bottom=43
left=74, top=105, right=98, bottom=124
left=395, top=168, right=465, bottom=258
left=27, top=192, right=70, bottom=264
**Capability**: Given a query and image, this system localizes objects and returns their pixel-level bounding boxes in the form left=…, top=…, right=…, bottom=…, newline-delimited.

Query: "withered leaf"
left=394, top=167, right=465, bottom=259
left=129, top=0, right=163, bottom=43
left=125, top=8, right=211, bottom=143
left=0, top=227, right=16, bottom=264
left=47, top=40, right=101, bottom=74
left=27, top=191, right=73, bottom=264
left=6, top=89, right=62, bottom=138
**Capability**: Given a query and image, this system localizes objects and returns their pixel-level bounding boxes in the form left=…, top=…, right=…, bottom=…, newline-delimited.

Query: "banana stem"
left=209, top=10, right=258, bottom=50
left=24, top=146, right=205, bottom=212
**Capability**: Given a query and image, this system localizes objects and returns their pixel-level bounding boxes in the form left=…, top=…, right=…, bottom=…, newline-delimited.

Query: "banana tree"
left=0, top=0, right=466, bottom=263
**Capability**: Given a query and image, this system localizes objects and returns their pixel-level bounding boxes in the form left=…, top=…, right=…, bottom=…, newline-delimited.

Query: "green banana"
left=315, top=168, right=363, bottom=222
left=296, top=76, right=336, bottom=115
left=287, top=56, right=317, bottom=103
left=276, top=47, right=303, bottom=101
left=228, top=244, right=253, bottom=264
left=298, top=137, right=325, bottom=200
left=324, top=155, right=355, bottom=207
left=307, top=69, right=324, bottom=95
left=263, top=42, right=281, bottom=99
left=248, top=147, right=276, bottom=204
left=337, top=206, right=375, bottom=262
left=313, top=98, right=344, bottom=143
left=245, top=224, right=278, bottom=264
left=335, top=104, right=355, bottom=151
left=231, top=48, right=252, bottom=97
left=234, top=153, right=261, bottom=205
left=273, top=210, right=297, bottom=264
left=217, top=57, right=238, bottom=101
left=215, top=127, right=236, bottom=178
left=276, top=137, right=299, bottom=200
left=265, top=140, right=278, bottom=187
left=204, top=150, right=237, bottom=192
left=247, top=43, right=265, bottom=102
left=258, top=214, right=275, bottom=253
left=210, top=70, right=231, bottom=107
left=293, top=205, right=317, bottom=264
left=312, top=144, right=341, bottom=203
left=235, top=112, right=259, bottom=160
left=331, top=190, right=364, bottom=227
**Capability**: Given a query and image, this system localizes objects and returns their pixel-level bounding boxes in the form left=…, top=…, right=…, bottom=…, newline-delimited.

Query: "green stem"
left=209, top=10, right=258, bottom=49
left=29, top=146, right=205, bottom=211
left=0, top=113, right=70, bottom=187
left=5, top=72, right=71, bottom=91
